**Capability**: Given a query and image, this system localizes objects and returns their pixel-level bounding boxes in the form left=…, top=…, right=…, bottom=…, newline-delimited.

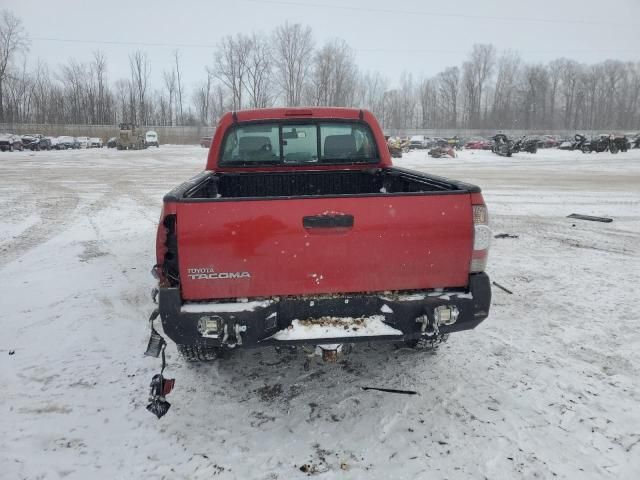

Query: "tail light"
left=470, top=204, right=491, bottom=272
left=155, top=210, right=180, bottom=286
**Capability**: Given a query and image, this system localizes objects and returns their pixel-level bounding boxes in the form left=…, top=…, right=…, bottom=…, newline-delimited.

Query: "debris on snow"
left=492, top=281, right=514, bottom=295
left=361, top=386, right=418, bottom=395
left=567, top=213, right=613, bottom=223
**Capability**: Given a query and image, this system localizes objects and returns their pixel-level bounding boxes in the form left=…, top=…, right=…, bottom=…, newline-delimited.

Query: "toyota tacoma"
left=153, top=108, right=492, bottom=361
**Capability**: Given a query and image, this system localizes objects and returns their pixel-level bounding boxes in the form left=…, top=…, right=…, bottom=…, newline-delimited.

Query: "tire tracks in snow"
left=0, top=184, right=79, bottom=269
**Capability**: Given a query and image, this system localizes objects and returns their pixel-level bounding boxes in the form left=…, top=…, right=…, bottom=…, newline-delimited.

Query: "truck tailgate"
left=176, top=195, right=473, bottom=300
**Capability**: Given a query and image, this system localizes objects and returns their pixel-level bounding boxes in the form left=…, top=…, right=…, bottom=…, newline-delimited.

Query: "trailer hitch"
left=415, top=313, right=438, bottom=337
left=221, top=321, right=247, bottom=347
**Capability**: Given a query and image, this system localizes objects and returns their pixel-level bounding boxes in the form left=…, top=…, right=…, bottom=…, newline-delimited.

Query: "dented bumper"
left=159, top=273, right=491, bottom=347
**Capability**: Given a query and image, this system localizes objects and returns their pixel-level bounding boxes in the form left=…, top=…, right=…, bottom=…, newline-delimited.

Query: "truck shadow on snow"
left=168, top=342, right=443, bottom=424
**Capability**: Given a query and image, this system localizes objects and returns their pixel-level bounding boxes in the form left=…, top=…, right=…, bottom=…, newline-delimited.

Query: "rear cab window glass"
left=282, top=125, right=318, bottom=163
left=222, top=125, right=281, bottom=164
left=320, top=123, right=376, bottom=162
left=219, top=121, right=378, bottom=167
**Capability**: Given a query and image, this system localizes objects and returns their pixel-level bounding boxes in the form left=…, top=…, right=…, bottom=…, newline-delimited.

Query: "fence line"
left=1, top=123, right=624, bottom=145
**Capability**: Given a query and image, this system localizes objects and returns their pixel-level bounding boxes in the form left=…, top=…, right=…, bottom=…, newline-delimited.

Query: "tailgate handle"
left=303, top=214, right=354, bottom=229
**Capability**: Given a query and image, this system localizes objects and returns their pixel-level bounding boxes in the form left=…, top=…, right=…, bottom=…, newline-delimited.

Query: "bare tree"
left=437, top=66, right=459, bottom=128
left=356, top=71, right=387, bottom=120
left=193, top=68, right=213, bottom=125
left=490, top=52, right=520, bottom=128
left=272, top=22, right=313, bottom=106
left=418, top=77, right=439, bottom=128
left=213, top=34, right=251, bottom=110
left=0, top=9, right=29, bottom=121
left=91, top=51, right=109, bottom=124
left=520, top=64, right=549, bottom=129
left=174, top=49, right=184, bottom=124
left=558, top=59, right=581, bottom=129
left=114, top=79, right=130, bottom=123
left=244, top=33, right=273, bottom=108
left=308, top=39, right=358, bottom=107
left=547, top=59, right=563, bottom=128
left=462, top=44, right=496, bottom=127
left=129, top=50, right=150, bottom=125
left=162, top=69, right=176, bottom=125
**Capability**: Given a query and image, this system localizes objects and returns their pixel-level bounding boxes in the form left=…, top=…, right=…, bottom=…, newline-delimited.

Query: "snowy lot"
left=1, top=146, right=640, bottom=479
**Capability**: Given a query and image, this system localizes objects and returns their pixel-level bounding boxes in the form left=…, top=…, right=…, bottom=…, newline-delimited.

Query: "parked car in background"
left=106, top=137, right=117, bottom=148
left=200, top=136, right=212, bottom=148
left=57, top=136, right=80, bottom=149
left=465, top=138, right=492, bottom=150
left=76, top=136, right=90, bottom=148
left=22, top=134, right=52, bottom=151
left=409, top=135, right=429, bottom=149
left=54, top=136, right=67, bottom=149
left=89, top=137, right=103, bottom=148
left=145, top=130, right=159, bottom=147
left=0, top=133, right=24, bottom=151
left=47, top=136, right=60, bottom=149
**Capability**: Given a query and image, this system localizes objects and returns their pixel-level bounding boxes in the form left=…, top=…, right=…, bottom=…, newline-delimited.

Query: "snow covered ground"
left=1, top=145, right=639, bottom=479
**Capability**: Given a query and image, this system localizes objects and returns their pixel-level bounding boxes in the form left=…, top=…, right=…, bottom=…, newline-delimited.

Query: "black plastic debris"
left=492, top=281, right=513, bottom=294
left=361, top=386, right=418, bottom=395
left=568, top=214, right=613, bottom=223
left=144, top=308, right=175, bottom=419
left=144, top=309, right=164, bottom=358
left=8, top=350, right=15, bottom=355
left=494, top=233, right=519, bottom=239
left=146, top=373, right=174, bottom=419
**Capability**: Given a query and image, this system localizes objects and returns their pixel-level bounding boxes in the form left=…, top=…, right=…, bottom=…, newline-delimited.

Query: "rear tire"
left=403, top=334, right=449, bottom=350
left=177, top=343, right=226, bottom=362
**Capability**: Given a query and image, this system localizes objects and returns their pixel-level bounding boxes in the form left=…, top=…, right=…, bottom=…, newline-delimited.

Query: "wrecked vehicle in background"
left=464, top=138, right=492, bottom=150
left=428, top=145, right=457, bottom=158
left=386, top=136, right=404, bottom=158
left=21, top=134, right=52, bottom=151
left=151, top=108, right=492, bottom=364
left=0, top=133, right=24, bottom=151
left=491, top=134, right=537, bottom=156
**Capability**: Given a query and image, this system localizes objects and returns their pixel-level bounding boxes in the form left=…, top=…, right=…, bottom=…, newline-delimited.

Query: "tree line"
left=1, top=9, right=639, bottom=131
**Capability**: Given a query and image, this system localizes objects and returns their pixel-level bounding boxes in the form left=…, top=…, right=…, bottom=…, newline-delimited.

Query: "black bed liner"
left=164, top=167, right=480, bottom=202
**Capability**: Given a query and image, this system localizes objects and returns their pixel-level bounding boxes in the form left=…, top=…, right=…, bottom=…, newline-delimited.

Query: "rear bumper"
left=159, top=273, right=491, bottom=347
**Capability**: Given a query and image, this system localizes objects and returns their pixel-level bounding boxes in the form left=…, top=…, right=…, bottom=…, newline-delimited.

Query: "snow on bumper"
left=270, top=316, right=403, bottom=341
left=158, top=273, right=491, bottom=347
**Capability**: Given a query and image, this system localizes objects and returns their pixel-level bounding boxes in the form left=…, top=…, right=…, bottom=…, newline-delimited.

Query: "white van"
left=145, top=131, right=159, bottom=148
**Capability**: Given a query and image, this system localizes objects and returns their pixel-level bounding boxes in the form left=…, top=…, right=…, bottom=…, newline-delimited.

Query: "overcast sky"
left=6, top=0, right=640, bottom=91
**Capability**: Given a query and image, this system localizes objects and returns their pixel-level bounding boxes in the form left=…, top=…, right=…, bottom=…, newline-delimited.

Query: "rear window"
left=220, top=122, right=378, bottom=166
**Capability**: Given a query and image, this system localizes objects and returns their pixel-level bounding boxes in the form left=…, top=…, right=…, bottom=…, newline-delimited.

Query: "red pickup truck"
left=154, top=108, right=491, bottom=361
